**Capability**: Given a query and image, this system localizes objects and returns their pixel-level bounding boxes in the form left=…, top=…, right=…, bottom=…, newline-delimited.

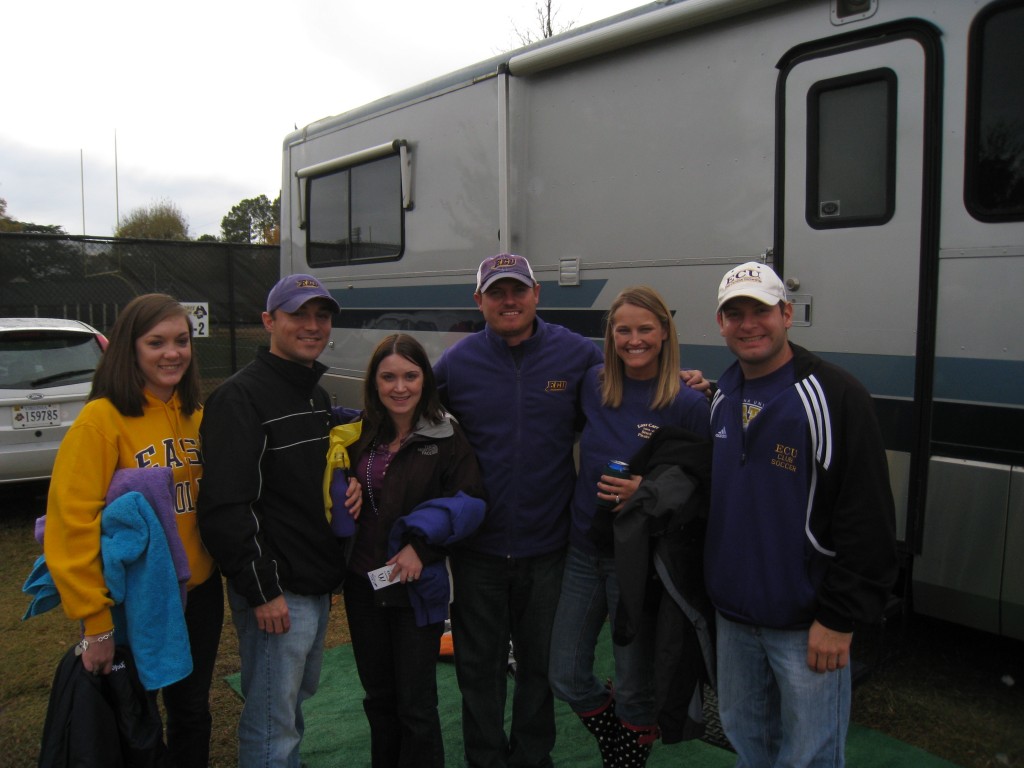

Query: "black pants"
left=450, top=549, right=565, bottom=768
left=343, top=575, right=446, bottom=768
left=161, top=572, right=224, bottom=768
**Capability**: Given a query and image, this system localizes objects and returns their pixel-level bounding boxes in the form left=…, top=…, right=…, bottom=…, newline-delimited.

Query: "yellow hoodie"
left=44, top=391, right=214, bottom=635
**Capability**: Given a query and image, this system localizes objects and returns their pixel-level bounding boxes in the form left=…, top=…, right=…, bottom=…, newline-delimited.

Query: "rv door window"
left=806, top=68, right=896, bottom=229
left=965, top=0, right=1024, bottom=222
left=307, top=153, right=403, bottom=266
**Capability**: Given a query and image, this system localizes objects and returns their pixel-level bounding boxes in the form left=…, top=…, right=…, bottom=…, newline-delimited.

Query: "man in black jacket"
left=198, top=274, right=360, bottom=767
left=706, top=262, right=897, bottom=768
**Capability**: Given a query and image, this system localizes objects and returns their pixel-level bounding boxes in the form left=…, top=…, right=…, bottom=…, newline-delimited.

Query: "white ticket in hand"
left=368, top=564, right=397, bottom=590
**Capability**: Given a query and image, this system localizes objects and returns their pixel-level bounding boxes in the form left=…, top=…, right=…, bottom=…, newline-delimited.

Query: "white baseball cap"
left=716, top=262, right=788, bottom=313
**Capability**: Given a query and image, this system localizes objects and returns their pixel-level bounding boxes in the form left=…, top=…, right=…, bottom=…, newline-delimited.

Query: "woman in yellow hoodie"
left=44, top=293, right=222, bottom=767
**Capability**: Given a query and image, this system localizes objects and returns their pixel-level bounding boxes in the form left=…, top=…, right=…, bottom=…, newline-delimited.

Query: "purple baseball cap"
left=266, top=274, right=340, bottom=313
left=475, top=254, right=537, bottom=293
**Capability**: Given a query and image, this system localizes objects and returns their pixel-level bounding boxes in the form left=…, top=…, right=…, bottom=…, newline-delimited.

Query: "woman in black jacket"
left=342, top=333, right=485, bottom=768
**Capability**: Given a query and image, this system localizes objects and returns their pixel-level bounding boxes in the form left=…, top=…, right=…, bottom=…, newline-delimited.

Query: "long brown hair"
left=361, top=333, right=443, bottom=443
left=90, top=294, right=201, bottom=416
left=600, top=286, right=680, bottom=409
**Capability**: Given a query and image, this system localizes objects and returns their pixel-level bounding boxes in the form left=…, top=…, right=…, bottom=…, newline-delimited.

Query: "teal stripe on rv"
left=327, top=279, right=608, bottom=309
left=325, top=282, right=1024, bottom=406
left=686, top=348, right=1024, bottom=408
left=682, top=346, right=918, bottom=400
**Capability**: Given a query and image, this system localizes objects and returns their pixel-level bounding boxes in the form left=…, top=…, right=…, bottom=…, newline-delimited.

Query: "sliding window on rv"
left=306, top=153, right=404, bottom=266
left=806, top=68, right=896, bottom=229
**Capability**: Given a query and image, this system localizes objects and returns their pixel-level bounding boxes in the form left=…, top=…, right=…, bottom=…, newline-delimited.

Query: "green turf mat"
left=226, top=624, right=961, bottom=767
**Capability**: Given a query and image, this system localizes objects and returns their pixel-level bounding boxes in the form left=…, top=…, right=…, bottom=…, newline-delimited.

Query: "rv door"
left=777, top=25, right=941, bottom=547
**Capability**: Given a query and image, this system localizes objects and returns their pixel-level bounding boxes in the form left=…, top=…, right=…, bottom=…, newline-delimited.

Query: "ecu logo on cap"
left=296, top=278, right=320, bottom=288
left=494, top=256, right=517, bottom=268
left=725, top=268, right=762, bottom=287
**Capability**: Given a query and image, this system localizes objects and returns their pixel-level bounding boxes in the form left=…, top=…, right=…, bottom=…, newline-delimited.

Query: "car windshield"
left=0, top=331, right=102, bottom=389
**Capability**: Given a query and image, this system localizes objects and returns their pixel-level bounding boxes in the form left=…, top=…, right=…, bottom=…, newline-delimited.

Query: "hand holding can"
left=596, top=459, right=631, bottom=510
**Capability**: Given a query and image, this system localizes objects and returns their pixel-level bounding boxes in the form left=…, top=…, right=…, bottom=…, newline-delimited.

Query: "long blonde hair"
left=600, top=286, right=680, bottom=409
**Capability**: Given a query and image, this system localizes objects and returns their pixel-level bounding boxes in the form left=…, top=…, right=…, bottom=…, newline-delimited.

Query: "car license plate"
left=12, top=403, right=62, bottom=428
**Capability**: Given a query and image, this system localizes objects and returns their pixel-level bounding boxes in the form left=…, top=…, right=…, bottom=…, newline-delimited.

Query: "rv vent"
left=831, top=0, right=877, bottom=25
left=559, top=257, right=581, bottom=286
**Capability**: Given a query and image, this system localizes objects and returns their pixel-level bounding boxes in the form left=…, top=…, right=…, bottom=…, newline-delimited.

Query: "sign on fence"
left=182, top=302, right=210, bottom=338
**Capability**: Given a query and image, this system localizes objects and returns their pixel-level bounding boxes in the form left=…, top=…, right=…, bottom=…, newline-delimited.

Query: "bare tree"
left=512, top=0, right=576, bottom=46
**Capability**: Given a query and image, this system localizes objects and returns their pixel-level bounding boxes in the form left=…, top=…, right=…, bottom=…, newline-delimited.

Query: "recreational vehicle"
left=279, top=0, right=1024, bottom=640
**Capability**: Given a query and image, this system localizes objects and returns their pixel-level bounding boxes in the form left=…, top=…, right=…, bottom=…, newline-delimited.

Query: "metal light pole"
left=114, top=130, right=120, bottom=231
left=80, top=149, right=86, bottom=235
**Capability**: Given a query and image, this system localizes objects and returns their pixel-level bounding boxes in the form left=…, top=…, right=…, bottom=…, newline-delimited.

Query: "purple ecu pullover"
left=705, top=343, right=898, bottom=634
left=572, top=364, right=710, bottom=556
left=434, top=317, right=603, bottom=558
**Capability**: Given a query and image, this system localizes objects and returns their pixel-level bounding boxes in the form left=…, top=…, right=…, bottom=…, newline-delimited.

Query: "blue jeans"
left=450, top=548, right=565, bottom=768
left=716, top=613, right=850, bottom=768
left=548, top=546, right=655, bottom=725
left=228, top=584, right=331, bottom=768
left=343, top=575, right=446, bottom=768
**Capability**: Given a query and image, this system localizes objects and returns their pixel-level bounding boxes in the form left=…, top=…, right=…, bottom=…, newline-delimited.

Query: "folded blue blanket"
left=102, top=491, right=192, bottom=691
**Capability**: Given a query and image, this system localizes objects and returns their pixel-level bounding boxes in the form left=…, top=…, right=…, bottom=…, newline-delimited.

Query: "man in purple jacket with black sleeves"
left=706, top=261, right=898, bottom=768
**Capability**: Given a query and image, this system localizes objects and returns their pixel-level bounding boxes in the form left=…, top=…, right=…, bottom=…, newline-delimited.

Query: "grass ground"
left=2, top=480, right=1021, bottom=767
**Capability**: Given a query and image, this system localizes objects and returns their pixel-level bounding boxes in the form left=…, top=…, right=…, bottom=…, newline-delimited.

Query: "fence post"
left=227, top=247, right=238, bottom=374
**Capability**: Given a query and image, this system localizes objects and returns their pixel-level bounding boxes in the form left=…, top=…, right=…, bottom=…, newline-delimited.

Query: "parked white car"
left=0, top=318, right=107, bottom=484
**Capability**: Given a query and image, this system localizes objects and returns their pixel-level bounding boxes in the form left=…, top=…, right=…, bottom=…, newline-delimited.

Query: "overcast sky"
left=1, top=0, right=643, bottom=239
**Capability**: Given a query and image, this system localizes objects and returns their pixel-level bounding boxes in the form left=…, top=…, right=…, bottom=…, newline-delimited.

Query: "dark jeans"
left=161, top=572, right=224, bottom=768
left=343, top=575, right=446, bottom=768
left=450, top=548, right=565, bottom=768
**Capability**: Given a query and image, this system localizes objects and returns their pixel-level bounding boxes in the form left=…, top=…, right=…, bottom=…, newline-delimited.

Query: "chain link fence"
left=0, top=233, right=279, bottom=397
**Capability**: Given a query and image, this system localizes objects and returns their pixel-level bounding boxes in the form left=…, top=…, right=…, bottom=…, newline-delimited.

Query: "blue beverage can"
left=596, top=460, right=631, bottom=510
left=605, top=460, right=630, bottom=479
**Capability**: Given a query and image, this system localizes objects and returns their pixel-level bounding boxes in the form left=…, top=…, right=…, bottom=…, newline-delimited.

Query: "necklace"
left=365, top=444, right=388, bottom=517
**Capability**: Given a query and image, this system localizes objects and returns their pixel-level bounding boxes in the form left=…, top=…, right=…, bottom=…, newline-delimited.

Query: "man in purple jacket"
left=436, top=254, right=706, bottom=768
left=435, top=254, right=601, bottom=768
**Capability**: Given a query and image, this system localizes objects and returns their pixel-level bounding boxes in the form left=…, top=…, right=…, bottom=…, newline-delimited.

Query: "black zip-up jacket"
left=612, top=427, right=715, bottom=744
left=39, top=645, right=166, bottom=768
left=198, top=348, right=345, bottom=605
left=348, top=414, right=485, bottom=609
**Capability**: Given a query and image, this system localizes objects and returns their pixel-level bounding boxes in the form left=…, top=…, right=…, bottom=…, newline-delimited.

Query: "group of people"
left=43, top=252, right=897, bottom=768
